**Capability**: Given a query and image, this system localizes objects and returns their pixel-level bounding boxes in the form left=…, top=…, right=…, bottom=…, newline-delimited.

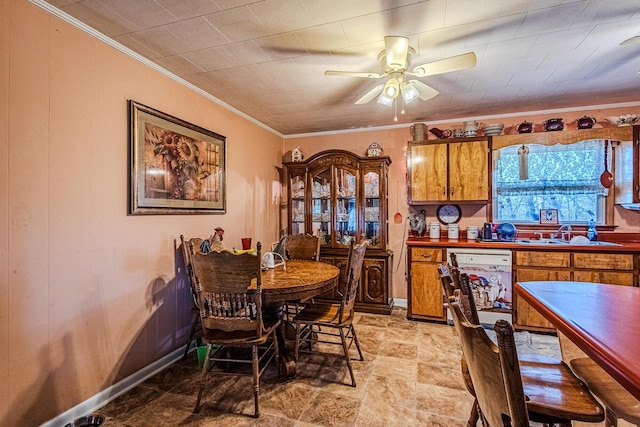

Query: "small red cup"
left=241, top=238, right=252, bottom=250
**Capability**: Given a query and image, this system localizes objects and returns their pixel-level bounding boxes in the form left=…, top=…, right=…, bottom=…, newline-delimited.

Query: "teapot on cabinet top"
left=544, top=118, right=564, bottom=131
left=576, top=115, right=596, bottom=129
left=516, top=121, right=533, bottom=133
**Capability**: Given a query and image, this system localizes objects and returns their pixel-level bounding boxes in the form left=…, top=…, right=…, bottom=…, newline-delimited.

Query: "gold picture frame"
left=129, top=100, right=226, bottom=215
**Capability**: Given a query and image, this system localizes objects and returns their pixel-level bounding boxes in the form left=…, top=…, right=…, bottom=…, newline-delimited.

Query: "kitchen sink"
left=515, top=238, right=621, bottom=246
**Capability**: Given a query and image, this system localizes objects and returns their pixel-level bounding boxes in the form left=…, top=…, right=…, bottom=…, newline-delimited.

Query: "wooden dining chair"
left=292, top=240, right=366, bottom=386
left=281, top=233, right=320, bottom=261
left=280, top=233, right=321, bottom=318
left=438, top=263, right=481, bottom=427
left=180, top=234, right=204, bottom=360
left=188, top=241, right=281, bottom=418
left=440, top=263, right=605, bottom=426
left=569, top=356, right=640, bottom=427
left=449, top=297, right=531, bottom=426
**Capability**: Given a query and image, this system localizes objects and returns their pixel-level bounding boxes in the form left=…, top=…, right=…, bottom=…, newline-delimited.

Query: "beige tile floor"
left=96, top=307, right=605, bottom=426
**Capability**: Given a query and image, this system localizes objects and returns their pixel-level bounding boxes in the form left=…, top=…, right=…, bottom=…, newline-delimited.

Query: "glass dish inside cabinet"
left=336, top=168, right=357, bottom=246
left=290, top=174, right=306, bottom=234
left=312, top=169, right=332, bottom=245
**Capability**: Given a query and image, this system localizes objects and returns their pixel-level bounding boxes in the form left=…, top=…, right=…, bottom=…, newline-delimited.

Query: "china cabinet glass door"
left=336, top=167, right=357, bottom=247
left=311, top=168, right=332, bottom=246
left=289, top=173, right=306, bottom=235
left=363, top=171, right=381, bottom=247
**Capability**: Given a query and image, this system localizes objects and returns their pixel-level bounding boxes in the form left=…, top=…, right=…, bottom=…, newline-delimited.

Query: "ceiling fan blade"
left=325, top=70, right=383, bottom=79
left=355, top=84, right=384, bottom=104
left=384, top=36, right=410, bottom=69
left=408, top=80, right=439, bottom=101
left=621, top=35, right=640, bottom=45
left=410, top=52, right=477, bottom=77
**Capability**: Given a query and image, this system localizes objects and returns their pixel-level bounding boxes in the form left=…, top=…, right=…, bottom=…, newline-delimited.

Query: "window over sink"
left=492, top=140, right=608, bottom=224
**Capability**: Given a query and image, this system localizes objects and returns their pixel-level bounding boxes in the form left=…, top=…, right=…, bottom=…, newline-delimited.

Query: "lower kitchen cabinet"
left=407, top=246, right=446, bottom=321
left=514, top=251, right=637, bottom=332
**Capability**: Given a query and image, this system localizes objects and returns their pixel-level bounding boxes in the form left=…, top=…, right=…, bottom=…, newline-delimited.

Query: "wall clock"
left=436, top=204, right=461, bottom=224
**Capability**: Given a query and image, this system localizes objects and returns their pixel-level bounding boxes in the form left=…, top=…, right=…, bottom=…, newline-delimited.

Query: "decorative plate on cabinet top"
left=605, top=114, right=638, bottom=126
left=483, top=123, right=504, bottom=136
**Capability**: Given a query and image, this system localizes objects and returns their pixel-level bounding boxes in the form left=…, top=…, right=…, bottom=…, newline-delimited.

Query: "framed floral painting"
left=129, top=100, right=226, bottom=215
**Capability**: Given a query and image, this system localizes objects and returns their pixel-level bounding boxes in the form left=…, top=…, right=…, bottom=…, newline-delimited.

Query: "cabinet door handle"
left=420, top=254, right=432, bottom=259
left=442, top=187, right=446, bottom=195
left=566, top=275, right=571, bottom=281
left=450, top=186, right=454, bottom=196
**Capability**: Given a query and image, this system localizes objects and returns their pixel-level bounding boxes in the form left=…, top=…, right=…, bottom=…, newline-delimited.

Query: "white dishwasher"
left=445, top=248, right=512, bottom=325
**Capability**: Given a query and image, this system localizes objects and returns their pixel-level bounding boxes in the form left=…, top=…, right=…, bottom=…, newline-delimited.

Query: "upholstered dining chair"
left=292, top=240, right=366, bottom=387
left=180, top=235, right=204, bottom=360
left=440, top=264, right=604, bottom=427
left=188, top=241, right=280, bottom=418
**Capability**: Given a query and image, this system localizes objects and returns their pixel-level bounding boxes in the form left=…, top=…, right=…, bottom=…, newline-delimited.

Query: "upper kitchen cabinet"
left=407, top=138, right=489, bottom=204
left=283, top=150, right=391, bottom=251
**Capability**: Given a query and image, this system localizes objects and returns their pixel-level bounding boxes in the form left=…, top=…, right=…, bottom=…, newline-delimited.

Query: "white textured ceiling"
left=40, top=0, right=640, bottom=135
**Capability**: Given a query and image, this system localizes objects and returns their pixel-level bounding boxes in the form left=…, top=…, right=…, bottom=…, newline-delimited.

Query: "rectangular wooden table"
left=515, top=281, right=640, bottom=400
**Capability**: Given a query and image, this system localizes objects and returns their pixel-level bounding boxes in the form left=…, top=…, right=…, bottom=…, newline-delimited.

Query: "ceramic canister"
left=429, top=221, right=441, bottom=239
left=410, top=123, right=427, bottom=142
left=463, top=121, right=478, bottom=137
left=467, top=226, right=479, bottom=240
left=448, top=223, right=459, bottom=240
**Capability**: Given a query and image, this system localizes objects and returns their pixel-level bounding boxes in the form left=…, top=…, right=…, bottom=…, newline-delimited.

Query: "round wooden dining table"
left=257, top=260, right=341, bottom=303
left=252, top=260, right=341, bottom=378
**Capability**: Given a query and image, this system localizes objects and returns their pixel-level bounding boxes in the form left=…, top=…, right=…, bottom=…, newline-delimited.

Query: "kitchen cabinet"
left=407, top=138, right=489, bottom=204
left=283, top=150, right=393, bottom=314
left=513, top=251, right=636, bottom=332
left=407, top=246, right=446, bottom=321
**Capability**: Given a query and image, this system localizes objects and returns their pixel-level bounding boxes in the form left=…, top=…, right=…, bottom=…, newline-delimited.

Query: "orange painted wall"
left=285, top=109, right=640, bottom=302
left=3, top=1, right=640, bottom=425
left=1, top=1, right=283, bottom=425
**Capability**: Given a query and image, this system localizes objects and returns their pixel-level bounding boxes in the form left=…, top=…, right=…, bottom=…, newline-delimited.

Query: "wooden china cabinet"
left=283, top=150, right=393, bottom=314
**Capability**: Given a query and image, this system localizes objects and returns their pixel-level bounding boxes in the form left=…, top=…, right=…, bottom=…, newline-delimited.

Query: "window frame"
left=491, top=140, right=610, bottom=226
left=487, top=128, right=634, bottom=230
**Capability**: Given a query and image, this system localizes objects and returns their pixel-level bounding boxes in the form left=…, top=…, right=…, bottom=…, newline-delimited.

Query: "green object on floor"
left=196, top=345, right=208, bottom=368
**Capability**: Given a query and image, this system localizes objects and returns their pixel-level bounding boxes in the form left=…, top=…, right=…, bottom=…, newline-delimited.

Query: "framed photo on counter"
left=128, top=100, right=226, bottom=215
left=540, top=209, right=558, bottom=224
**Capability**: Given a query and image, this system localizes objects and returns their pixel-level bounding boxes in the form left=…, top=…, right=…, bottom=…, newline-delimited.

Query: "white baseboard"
left=393, top=298, right=407, bottom=308
left=41, top=346, right=188, bottom=427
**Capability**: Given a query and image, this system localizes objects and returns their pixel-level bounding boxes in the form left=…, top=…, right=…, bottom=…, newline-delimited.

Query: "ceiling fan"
left=325, top=36, right=477, bottom=119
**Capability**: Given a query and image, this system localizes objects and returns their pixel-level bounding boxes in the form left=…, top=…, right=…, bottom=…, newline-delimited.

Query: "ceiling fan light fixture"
left=377, top=92, right=394, bottom=107
left=384, top=36, right=410, bottom=69
left=383, top=77, right=400, bottom=98
left=401, top=81, right=420, bottom=104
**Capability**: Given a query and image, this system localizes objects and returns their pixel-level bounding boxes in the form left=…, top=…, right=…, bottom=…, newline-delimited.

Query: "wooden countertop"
left=406, top=237, right=640, bottom=252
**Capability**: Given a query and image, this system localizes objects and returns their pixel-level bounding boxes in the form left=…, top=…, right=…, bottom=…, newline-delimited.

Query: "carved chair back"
left=449, top=296, right=530, bottom=427
left=189, top=241, right=264, bottom=335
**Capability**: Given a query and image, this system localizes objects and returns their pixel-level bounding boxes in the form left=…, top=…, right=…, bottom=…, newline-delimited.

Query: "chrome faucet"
left=551, top=224, right=572, bottom=241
